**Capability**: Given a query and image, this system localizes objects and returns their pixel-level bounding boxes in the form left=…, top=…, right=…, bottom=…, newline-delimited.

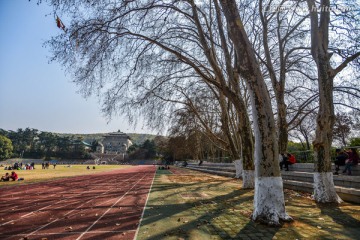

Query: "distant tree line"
left=127, top=134, right=233, bottom=163
left=0, top=128, right=92, bottom=160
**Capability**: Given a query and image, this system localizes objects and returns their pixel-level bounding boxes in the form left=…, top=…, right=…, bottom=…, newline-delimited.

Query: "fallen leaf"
left=65, top=226, right=73, bottom=231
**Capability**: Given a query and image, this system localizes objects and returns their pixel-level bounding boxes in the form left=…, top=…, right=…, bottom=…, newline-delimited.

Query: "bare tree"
left=333, top=112, right=353, bottom=147
left=306, top=0, right=360, bottom=203
left=258, top=0, right=314, bottom=154
left=289, top=112, right=317, bottom=151
left=46, top=0, right=258, bottom=187
left=219, top=0, right=291, bottom=225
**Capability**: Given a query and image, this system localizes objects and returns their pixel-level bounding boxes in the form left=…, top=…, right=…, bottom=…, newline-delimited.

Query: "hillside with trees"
left=0, top=128, right=158, bottom=160
left=57, top=132, right=157, bottom=146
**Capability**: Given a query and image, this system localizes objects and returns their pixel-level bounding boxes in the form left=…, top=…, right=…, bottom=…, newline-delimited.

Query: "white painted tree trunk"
left=313, top=172, right=342, bottom=203
left=252, top=177, right=292, bottom=225
left=234, top=160, right=255, bottom=188
left=234, top=159, right=242, bottom=178
left=242, top=170, right=255, bottom=189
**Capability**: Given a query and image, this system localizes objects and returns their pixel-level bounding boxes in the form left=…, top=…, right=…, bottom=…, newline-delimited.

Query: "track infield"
left=0, top=165, right=156, bottom=240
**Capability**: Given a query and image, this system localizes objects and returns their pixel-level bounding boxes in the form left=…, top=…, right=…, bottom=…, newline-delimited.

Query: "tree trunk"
left=219, top=92, right=240, bottom=160
left=219, top=0, right=291, bottom=225
left=194, top=0, right=255, bottom=188
left=312, top=61, right=341, bottom=203
left=277, top=96, right=288, bottom=154
left=306, top=0, right=341, bottom=203
left=238, top=106, right=255, bottom=189
left=259, top=6, right=288, bottom=155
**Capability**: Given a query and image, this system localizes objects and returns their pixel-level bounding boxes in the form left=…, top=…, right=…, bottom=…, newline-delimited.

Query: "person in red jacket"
left=288, top=153, right=296, bottom=165
left=10, top=171, right=18, bottom=181
left=280, top=153, right=296, bottom=171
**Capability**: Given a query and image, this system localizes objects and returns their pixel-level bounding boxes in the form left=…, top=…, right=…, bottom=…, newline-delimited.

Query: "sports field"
left=0, top=165, right=156, bottom=240
left=0, top=165, right=132, bottom=187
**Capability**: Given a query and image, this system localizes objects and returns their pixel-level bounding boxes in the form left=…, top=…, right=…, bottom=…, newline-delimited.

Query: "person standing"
left=279, top=153, right=288, bottom=170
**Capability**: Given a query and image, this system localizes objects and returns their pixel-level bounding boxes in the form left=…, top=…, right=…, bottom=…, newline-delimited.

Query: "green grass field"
left=0, top=165, right=132, bottom=187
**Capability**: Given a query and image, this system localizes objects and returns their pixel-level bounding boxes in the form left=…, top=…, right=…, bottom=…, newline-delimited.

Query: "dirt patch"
left=166, top=174, right=223, bottom=183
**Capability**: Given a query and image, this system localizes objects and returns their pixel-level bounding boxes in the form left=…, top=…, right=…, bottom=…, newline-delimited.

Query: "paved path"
left=0, top=165, right=156, bottom=240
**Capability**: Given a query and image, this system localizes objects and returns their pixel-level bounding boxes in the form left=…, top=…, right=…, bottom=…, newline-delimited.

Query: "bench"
left=184, top=162, right=360, bottom=204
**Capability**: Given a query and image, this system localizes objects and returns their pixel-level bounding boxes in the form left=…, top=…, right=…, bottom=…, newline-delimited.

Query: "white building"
left=99, top=131, right=132, bottom=154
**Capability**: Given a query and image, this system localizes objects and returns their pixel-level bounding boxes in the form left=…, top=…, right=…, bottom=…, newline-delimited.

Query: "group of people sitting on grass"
left=1, top=171, right=21, bottom=182
left=334, top=148, right=359, bottom=175
left=4, top=162, right=35, bottom=171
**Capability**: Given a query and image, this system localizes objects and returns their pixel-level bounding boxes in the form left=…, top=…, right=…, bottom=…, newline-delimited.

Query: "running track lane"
left=0, top=165, right=156, bottom=240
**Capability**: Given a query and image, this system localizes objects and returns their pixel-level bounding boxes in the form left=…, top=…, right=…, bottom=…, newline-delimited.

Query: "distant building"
left=99, top=131, right=132, bottom=154
left=72, top=140, right=92, bottom=151
left=96, top=142, right=104, bottom=153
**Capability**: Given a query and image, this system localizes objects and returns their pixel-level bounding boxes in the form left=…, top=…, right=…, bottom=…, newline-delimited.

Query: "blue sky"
left=0, top=1, right=152, bottom=134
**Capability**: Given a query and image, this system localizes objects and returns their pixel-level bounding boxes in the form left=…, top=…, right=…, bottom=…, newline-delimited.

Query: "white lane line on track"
left=0, top=182, right=109, bottom=215
left=0, top=173, right=141, bottom=227
left=2, top=186, right=104, bottom=222
left=134, top=166, right=156, bottom=240
left=22, top=174, right=142, bottom=239
left=76, top=173, right=150, bottom=240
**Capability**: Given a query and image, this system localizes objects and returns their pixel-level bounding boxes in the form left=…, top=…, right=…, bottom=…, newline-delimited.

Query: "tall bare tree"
left=306, top=0, right=360, bottom=203
left=219, top=0, right=291, bottom=225
left=259, top=0, right=313, bottom=154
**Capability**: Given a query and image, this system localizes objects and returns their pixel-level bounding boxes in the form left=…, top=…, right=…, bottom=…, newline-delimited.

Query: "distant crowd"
left=3, top=162, right=35, bottom=171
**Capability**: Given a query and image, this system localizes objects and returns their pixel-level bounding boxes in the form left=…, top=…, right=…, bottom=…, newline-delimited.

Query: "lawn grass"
left=0, top=165, right=132, bottom=187
left=137, top=167, right=360, bottom=240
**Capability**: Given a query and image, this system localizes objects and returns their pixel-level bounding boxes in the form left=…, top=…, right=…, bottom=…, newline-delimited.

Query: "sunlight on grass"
left=0, top=165, right=132, bottom=187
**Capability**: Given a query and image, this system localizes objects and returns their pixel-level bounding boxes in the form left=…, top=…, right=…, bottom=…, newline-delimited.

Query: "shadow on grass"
left=136, top=168, right=283, bottom=240
left=138, top=167, right=360, bottom=240
left=316, top=202, right=360, bottom=239
left=138, top=189, right=254, bottom=239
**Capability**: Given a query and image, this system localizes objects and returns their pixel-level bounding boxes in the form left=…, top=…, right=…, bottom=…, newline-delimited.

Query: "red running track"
left=0, top=165, right=156, bottom=240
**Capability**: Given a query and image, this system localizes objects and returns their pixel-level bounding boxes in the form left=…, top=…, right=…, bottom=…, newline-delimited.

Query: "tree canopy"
left=0, top=135, right=13, bottom=160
